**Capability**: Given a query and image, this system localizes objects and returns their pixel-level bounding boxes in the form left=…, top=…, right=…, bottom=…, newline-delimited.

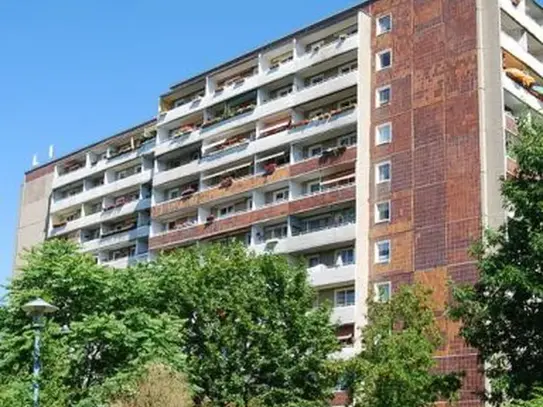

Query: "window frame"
left=307, top=254, right=321, bottom=268
left=374, top=281, right=392, bottom=302
left=376, top=14, right=392, bottom=36
left=168, top=188, right=180, bottom=201
left=334, top=288, right=356, bottom=307
left=375, top=240, right=391, bottom=264
left=376, top=49, right=392, bottom=71
left=309, top=73, right=325, bottom=86
left=376, top=161, right=392, bottom=184
left=375, top=122, right=392, bottom=145
left=308, top=144, right=323, bottom=157
left=376, top=85, right=391, bottom=107
left=375, top=200, right=391, bottom=223
left=307, top=180, right=321, bottom=194
left=336, top=248, right=355, bottom=266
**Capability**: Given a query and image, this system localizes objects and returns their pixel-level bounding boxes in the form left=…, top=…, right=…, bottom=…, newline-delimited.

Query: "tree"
left=348, top=284, right=461, bottom=407
left=110, top=363, right=193, bottom=407
left=0, top=239, right=185, bottom=406
left=450, top=118, right=543, bottom=402
left=149, top=242, right=340, bottom=407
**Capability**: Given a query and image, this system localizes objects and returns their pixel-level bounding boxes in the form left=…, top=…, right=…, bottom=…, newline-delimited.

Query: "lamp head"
left=22, top=298, right=58, bottom=317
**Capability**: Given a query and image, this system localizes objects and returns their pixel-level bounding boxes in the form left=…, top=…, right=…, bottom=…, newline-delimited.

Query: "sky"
left=0, top=0, right=362, bottom=295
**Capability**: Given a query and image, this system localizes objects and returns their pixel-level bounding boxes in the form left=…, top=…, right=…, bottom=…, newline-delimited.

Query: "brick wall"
left=364, top=0, right=484, bottom=404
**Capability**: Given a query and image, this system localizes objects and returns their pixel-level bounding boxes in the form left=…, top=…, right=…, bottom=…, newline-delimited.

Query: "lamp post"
left=22, top=298, right=58, bottom=407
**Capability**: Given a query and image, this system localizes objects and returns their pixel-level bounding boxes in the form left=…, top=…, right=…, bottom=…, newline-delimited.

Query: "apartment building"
left=14, top=0, right=543, bottom=405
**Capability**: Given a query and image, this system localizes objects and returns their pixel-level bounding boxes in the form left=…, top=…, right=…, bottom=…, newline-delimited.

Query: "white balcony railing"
left=254, top=221, right=356, bottom=254
left=80, top=225, right=150, bottom=253
left=309, top=263, right=356, bottom=288
left=157, top=33, right=358, bottom=128
left=101, top=252, right=149, bottom=269
left=331, top=305, right=355, bottom=325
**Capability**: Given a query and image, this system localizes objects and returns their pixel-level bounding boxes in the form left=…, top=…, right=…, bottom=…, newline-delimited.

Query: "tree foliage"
left=450, top=118, right=543, bottom=402
left=150, top=242, right=340, bottom=407
left=0, top=240, right=339, bottom=407
left=348, top=285, right=461, bottom=407
left=0, top=240, right=185, bottom=406
left=110, top=363, right=192, bottom=407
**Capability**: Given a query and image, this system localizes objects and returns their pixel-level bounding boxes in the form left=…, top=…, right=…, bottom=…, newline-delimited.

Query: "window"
left=338, top=98, right=356, bottom=109
left=307, top=255, right=321, bottom=268
left=377, top=14, right=392, bottom=35
left=335, top=288, right=355, bottom=307
left=338, top=133, right=357, bottom=147
left=65, top=212, right=79, bottom=222
left=375, top=201, right=391, bottom=223
left=264, top=224, right=288, bottom=240
left=337, top=248, right=355, bottom=265
left=274, top=189, right=289, bottom=202
left=376, top=162, right=391, bottom=183
left=338, top=61, right=358, bottom=75
left=218, top=204, right=234, bottom=218
left=308, top=108, right=324, bottom=119
left=308, top=181, right=321, bottom=194
left=134, top=164, right=142, bottom=173
left=117, top=170, right=128, bottom=180
left=374, top=282, right=392, bottom=302
left=308, top=144, right=323, bottom=157
left=309, top=74, right=324, bottom=86
left=376, top=86, right=391, bottom=107
left=376, top=122, right=392, bottom=145
left=375, top=240, right=391, bottom=264
left=168, top=188, right=180, bottom=200
left=376, top=49, right=392, bottom=70
left=308, top=40, right=325, bottom=53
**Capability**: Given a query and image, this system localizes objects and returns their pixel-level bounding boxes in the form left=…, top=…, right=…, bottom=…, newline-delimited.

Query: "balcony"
left=81, top=225, right=150, bottom=252
left=51, top=169, right=153, bottom=214
left=152, top=145, right=357, bottom=220
left=102, top=252, right=149, bottom=269
left=48, top=198, right=151, bottom=238
left=52, top=139, right=154, bottom=189
left=501, top=0, right=543, bottom=46
left=501, top=31, right=543, bottom=82
left=157, top=33, right=359, bottom=128
left=331, top=305, right=355, bottom=325
left=309, top=263, right=355, bottom=288
left=502, top=72, right=543, bottom=112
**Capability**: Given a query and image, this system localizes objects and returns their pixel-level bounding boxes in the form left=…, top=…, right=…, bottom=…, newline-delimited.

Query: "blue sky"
left=0, top=0, right=361, bottom=294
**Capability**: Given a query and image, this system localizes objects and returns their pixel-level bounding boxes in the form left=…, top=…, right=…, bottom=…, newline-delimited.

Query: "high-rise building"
left=14, top=0, right=540, bottom=404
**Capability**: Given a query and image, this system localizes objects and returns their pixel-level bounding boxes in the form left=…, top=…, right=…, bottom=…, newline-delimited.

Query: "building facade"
left=14, top=0, right=542, bottom=404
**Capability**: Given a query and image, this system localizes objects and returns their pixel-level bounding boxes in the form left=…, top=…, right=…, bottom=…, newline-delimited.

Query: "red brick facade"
left=364, top=0, right=484, bottom=405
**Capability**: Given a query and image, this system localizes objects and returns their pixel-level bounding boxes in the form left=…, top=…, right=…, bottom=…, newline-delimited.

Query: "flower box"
left=181, top=187, right=196, bottom=198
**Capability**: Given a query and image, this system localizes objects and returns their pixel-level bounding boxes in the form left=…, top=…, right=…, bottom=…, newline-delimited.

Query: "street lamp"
left=22, top=298, right=58, bottom=407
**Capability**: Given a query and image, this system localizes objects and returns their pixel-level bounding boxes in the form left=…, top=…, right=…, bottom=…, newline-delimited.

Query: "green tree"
left=348, top=284, right=461, bottom=407
left=0, top=239, right=185, bottom=406
left=450, top=118, right=543, bottom=402
left=150, top=242, right=340, bottom=407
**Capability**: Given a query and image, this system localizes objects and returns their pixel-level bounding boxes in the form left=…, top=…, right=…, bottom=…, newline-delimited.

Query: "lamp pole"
left=22, top=298, right=58, bottom=407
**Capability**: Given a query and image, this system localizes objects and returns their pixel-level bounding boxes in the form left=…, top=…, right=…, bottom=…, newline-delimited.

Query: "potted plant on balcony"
left=220, top=176, right=233, bottom=188
left=181, top=186, right=196, bottom=198
left=263, top=162, right=277, bottom=176
left=333, top=145, right=347, bottom=156
left=206, top=214, right=215, bottom=223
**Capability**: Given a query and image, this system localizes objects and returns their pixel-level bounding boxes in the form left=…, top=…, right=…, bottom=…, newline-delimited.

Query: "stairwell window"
left=374, top=282, right=391, bottom=302
left=376, top=14, right=392, bottom=35
left=375, top=240, right=391, bottom=264
left=376, top=162, right=391, bottom=183
left=376, top=49, right=392, bottom=71
left=376, top=85, right=391, bottom=107
left=375, top=123, right=392, bottom=145
left=375, top=201, right=391, bottom=223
